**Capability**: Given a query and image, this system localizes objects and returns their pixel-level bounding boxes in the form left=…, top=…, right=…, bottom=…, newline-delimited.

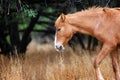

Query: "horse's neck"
left=68, top=14, right=98, bottom=36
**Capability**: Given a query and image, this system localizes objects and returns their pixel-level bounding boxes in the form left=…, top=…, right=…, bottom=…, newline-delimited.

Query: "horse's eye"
left=57, top=28, right=61, bottom=31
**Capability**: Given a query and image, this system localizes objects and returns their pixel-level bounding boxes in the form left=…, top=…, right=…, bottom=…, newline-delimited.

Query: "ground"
left=0, top=39, right=119, bottom=80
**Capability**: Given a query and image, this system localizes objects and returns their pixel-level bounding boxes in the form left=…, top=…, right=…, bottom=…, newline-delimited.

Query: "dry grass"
left=0, top=41, right=119, bottom=80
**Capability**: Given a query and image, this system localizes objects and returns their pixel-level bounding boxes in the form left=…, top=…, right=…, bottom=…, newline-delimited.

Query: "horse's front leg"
left=94, top=43, right=115, bottom=80
left=111, top=48, right=120, bottom=80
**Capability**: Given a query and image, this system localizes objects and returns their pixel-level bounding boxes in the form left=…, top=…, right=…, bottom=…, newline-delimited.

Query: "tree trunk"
left=9, top=21, right=20, bottom=54
left=19, top=13, right=40, bottom=53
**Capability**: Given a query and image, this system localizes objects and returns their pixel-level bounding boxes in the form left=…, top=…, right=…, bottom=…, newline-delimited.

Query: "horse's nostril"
left=56, top=45, right=63, bottom=51
left=59, top=46, right=62, bottom=50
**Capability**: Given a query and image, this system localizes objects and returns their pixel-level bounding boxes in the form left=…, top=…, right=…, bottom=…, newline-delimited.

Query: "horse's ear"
left=60, top=13, right=66, bottom=22
left=103, top=7, right=109, bottom=13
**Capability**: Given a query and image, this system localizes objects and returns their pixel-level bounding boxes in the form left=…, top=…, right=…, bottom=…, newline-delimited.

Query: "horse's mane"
left=56, top=7, right=113, bottom=27
left=75, top=7, right=104, bottom=16
left=65, top=7, right=105, bottom=20
left=73, top=6, right=120, bottom=17
left=82, top=6, right=101, bottom=12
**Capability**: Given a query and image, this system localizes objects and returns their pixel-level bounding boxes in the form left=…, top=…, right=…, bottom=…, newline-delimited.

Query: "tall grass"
left=0, top=41, right=119, bottom=80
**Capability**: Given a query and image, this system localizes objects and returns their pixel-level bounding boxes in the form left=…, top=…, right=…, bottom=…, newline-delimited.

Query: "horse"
left=54, top=7, right=120, bottom=80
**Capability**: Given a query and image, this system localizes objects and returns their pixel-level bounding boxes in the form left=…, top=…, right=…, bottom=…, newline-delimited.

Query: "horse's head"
left=54, top=13, right=76, bottom=51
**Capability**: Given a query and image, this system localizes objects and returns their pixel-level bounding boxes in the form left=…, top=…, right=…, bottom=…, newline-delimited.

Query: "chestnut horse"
left=54, top=7, right=120, bottom=80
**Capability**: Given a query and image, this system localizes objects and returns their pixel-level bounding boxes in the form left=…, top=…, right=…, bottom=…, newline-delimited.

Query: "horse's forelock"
left=55, top=16, right=61, bottom=27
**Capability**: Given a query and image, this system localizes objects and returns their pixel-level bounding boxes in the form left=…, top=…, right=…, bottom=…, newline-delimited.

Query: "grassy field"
left=0, top=40, right=119, bottom=80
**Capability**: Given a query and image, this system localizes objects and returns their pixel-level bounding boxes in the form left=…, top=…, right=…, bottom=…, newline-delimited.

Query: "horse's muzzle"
left=55, top=44, right=64, bottom=51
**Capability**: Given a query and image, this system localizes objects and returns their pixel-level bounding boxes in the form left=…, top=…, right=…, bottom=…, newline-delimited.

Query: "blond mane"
left=71, top=7, right=105, bottom=17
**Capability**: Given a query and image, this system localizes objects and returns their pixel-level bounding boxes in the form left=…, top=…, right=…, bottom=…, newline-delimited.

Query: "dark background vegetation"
left=0, top=0, right=120, bottom=55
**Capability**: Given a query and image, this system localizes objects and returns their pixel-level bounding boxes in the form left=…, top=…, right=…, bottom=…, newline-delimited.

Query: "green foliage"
left=20, top=2, right=37, bottom=18
left=43, top=7, right=55, bottom=13
left=41, top=16, right=51, bottom=22
left=18, top=23, right=28, bottom=30
left=34, top=24, right=46, bottom=30
left=23, top=8, right=37, bottom=18
left=0, top=6, right=3, bottom=14
left=6, top=35, right=10, bottom=44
